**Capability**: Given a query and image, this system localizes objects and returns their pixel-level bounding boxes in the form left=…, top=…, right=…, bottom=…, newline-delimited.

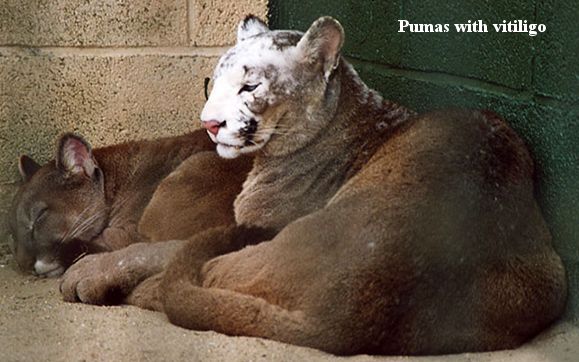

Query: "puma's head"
left=201, top=15, right=345, bottom=158
left=9, top=134, right=108, bottom=277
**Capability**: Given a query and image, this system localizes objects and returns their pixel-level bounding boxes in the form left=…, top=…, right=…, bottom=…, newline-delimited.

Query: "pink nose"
left=202, top=120, right=224, bottom=136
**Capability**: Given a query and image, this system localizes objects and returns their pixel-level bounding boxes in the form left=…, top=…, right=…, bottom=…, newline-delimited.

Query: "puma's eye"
left=204, top=77, right=211, bottom=100
left=239, top=83, right=260, bottom=94
left=31, top=206, right=48, bottom=235
left=35, top=207, right=49, bottom=224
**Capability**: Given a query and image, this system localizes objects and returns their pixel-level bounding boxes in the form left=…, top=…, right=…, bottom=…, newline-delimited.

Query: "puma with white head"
left=201, top=16, right=346, bottom=159
left=60, top=16, right=566, bottom=355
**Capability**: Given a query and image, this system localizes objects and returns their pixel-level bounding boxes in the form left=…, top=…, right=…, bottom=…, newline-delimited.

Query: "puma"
left=60, top=16, right=567, bottom=355
left=9, top=130, right=250, bottom=277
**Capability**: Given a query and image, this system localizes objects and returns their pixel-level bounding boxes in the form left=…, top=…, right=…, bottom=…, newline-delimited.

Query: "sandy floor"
left=0, top=246, right=577, bottom=362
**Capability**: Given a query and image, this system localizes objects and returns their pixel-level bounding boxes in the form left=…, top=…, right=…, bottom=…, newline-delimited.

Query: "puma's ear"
left=18, top=155, right=41, bottom=182
left=56, top=133, right=100, bottom=180
left=296, top=17, right=345, bottom=81
left=237, top=15, right=269, bottom=43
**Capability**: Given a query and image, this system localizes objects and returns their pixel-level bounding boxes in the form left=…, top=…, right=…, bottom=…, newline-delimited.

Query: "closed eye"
left=30, top=207, right=48, bottom=238
left=36, top=208, right=48, bottom=223
left=32, top=207, right=49, bottom=229
left=239, top=83, right=260, bottom=94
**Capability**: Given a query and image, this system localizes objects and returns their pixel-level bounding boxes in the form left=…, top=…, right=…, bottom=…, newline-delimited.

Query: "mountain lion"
left=59, top=16, right=567, bottom=355
left=9, top=131, right=250, bottom=277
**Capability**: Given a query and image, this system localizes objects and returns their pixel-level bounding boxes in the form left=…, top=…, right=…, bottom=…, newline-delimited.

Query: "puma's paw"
left=59, top=253, right=119, bottom=304
left=59, top=245, right=151, bottom=305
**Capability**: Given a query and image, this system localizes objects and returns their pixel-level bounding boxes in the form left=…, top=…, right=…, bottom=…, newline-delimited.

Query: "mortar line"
left=348, top=56, right=525, bottom=93
left=0, top=45, right=229, bottom=57
left=347, top=57, right=578, bottom=110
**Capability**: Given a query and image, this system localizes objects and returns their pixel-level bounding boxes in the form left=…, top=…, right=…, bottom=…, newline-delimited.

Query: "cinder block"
left=0, top=0, right=188, bottom=46
left=535, top=0, right=579, bottom=102
left=270, top=0, right=535, bottom=91
left=0, top=51, right=218, bottom=187
left=189, top=0, right=268, bottom=46
left=397, top=0, right=535, bottom=90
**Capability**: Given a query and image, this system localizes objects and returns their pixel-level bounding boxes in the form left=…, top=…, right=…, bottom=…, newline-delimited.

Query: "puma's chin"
left=34, top=260, right=65, bottom=278
left=216, top=142, right=264, bottom=159
left=216, top=143, right=243, bottom=159
left=214, top=132, right=271, bottom=159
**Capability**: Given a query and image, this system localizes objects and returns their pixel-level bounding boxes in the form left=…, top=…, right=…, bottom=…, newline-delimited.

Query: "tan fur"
left=59, top=17, right=567, bottom=355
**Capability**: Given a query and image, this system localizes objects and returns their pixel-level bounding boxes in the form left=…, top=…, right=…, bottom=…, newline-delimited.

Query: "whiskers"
left=256, top=122, right=322, bottom=142
left=71, top=251, right=88, bottom=265
left=59, top=207, right=108, bottom=245
left=245, top=138, right=271, bottom=157
left=53, top=206, right=107, bottom=266
left=57, top=191, right=141, bottom=248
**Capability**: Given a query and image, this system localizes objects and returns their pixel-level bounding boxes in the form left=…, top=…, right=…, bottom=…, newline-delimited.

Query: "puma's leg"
left=60, top=240, right=185, bottom=305
left=59, top=222, right=268, bottom=307
left=160, top=210, right=367, bottom=355
left=474, top=252, right=567, bottom=350
left=122, top=223, right=272, bottom=313
left=161, top=224, right=277, bottom=283
left=160, top=226, right=335, bottom=349
left=162, top=283, right=339, bottom=352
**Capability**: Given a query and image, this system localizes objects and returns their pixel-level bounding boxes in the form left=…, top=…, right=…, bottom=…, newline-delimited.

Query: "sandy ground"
left=0, top=244, right=578, bottom=362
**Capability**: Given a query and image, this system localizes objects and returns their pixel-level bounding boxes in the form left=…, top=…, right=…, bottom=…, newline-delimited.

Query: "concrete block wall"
left=270, top=0, right=579, bottom=321
left=0, top=1, right=268, bottom=243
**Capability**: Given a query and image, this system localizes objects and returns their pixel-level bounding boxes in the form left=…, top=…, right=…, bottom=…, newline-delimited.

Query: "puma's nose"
left=202, top=120, right=226, bottom=136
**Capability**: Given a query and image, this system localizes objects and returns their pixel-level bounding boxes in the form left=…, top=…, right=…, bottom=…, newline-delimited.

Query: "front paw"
left=59, top=241, right=177, bottom=305
left=60, top=253, right=124, bottom=305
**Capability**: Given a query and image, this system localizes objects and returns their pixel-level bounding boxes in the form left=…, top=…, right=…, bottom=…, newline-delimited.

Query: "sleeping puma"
left=60, top=16, right=567, bottom=355
left=9, top=130, right=251, bottom=277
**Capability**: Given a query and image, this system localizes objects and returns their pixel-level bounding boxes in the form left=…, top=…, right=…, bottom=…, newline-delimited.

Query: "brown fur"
left=159, top=110, right=566, bottom=355
left=9, top=130, right=248, bottom=277
left=59, top=17, right=567, bottom=355
left=139, top=152, right=253, bottom=240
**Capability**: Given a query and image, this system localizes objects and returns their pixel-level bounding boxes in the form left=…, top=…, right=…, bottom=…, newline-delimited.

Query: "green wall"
left=269, top=0, right=579, bottom=321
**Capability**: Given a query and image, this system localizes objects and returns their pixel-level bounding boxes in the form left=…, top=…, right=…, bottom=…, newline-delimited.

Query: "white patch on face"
left=200, top=35, right=299, bottom=159
left=34, top=259, right=64, bottom=278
